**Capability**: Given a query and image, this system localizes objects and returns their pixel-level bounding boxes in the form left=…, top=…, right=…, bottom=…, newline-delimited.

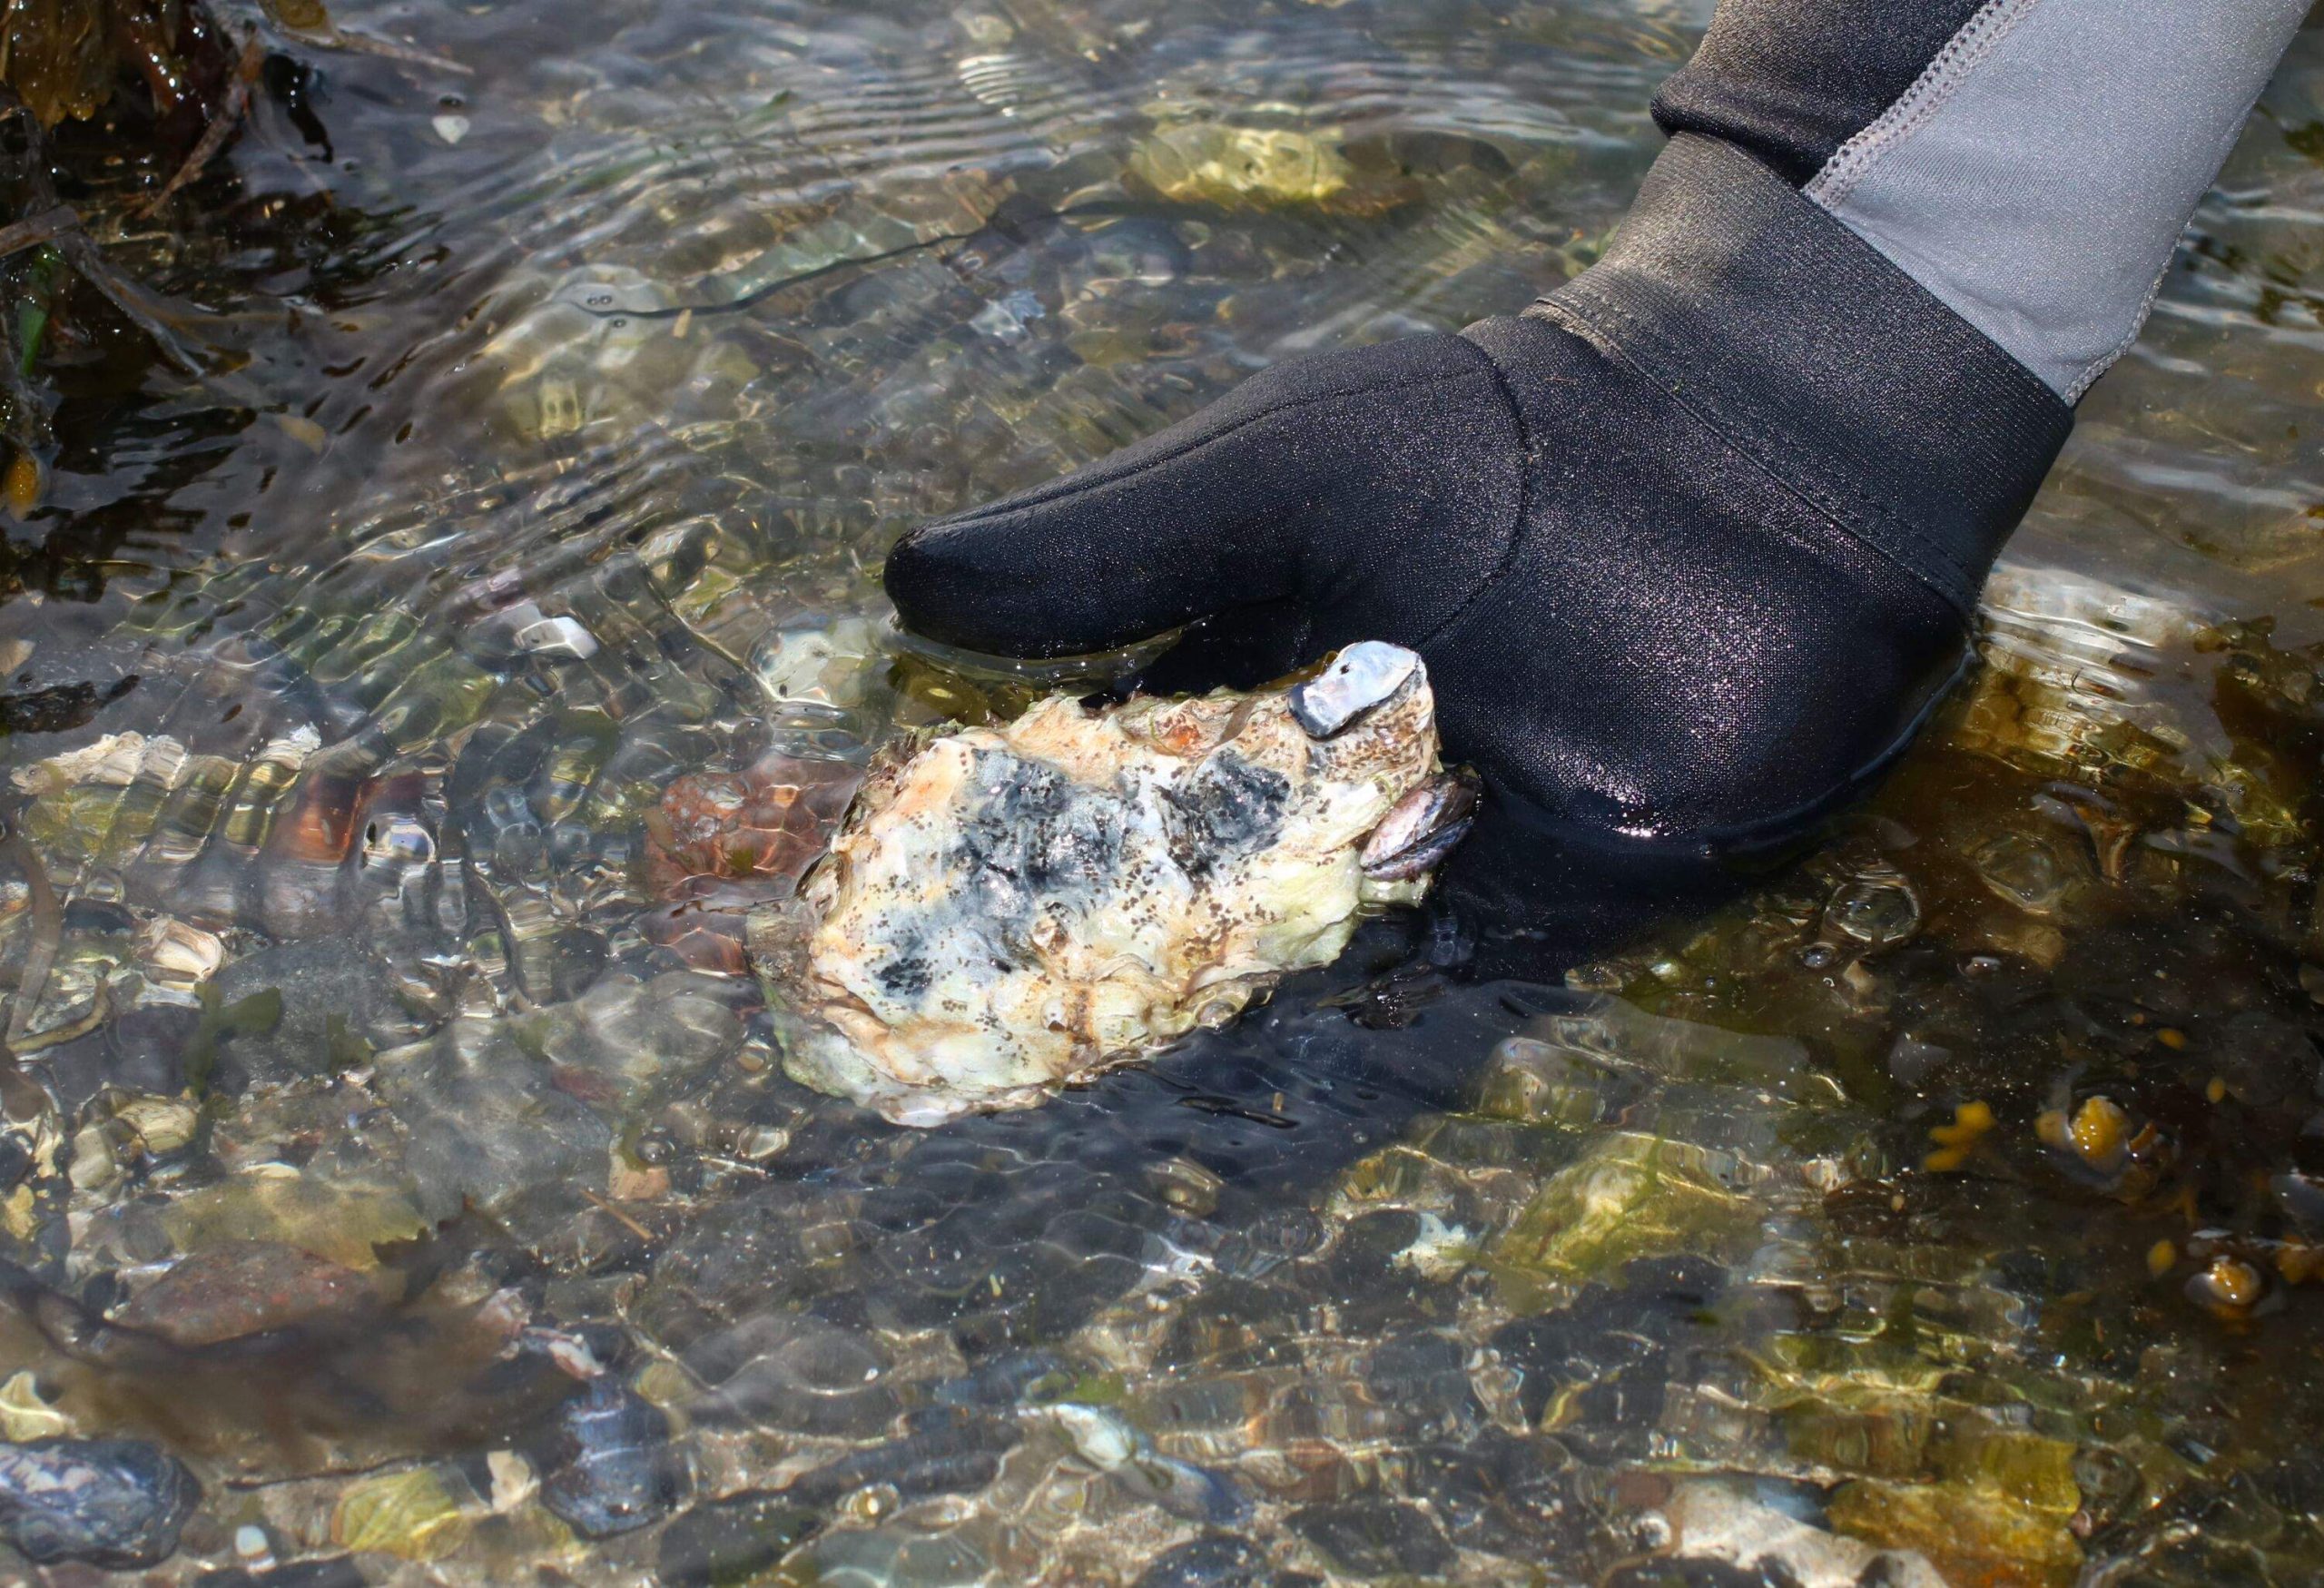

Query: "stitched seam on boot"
left=1409, top=332, right=1539, bottom=655
left=1527, top=293, right=1980, bottom=620
left=1549, top=287, right=1979, bottom=609
left=1542, top=285, right=1980, bottom=614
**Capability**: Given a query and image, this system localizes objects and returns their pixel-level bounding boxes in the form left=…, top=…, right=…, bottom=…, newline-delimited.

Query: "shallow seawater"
left=0, top=0, right=2320, bottom=1582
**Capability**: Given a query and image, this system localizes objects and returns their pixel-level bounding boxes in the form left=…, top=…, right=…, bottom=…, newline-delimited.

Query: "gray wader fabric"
left=1657, top=0, right=2311, bottom=401
left=1805, top=0, right=2311, bottom=399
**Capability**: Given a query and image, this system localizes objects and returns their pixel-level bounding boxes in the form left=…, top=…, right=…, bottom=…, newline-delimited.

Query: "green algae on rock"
left=1484, top=1131, right=1762, bottom=1312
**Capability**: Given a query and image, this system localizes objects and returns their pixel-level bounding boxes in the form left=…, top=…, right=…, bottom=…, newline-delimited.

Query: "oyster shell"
left=763, top=645, right=1466, bottom=1124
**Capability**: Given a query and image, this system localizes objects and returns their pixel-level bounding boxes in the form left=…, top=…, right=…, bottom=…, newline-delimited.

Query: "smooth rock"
left=208, top=940, right=391, bottom=1088
left=785, top=1406, right=1019, bottom=1508
left=193, top=1561, right=368, bottom=1588
left=1287, top=1499, right=1454, bottom=1580
left=530, top=1377, right=691, bottom=1537
left=793, top=1523, right=991, bottom=1588
left=330, top=1465, right=470, bottom=1561
left=114, top=1241, right=377, bottom=1346
left=0, top=1437, right=201, bottom=1567
left=656, top=1490, right=821, bottom=1586
left=1134, top=1533, right=1323, bottom=1588
left=1666, top=1482, right=1946, bottom=1588
left=684, top=1313, right=901, bottom=1436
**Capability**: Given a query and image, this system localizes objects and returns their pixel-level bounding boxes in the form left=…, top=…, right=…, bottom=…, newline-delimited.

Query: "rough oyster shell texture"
left=773, top=649, right=1447, bottom=1124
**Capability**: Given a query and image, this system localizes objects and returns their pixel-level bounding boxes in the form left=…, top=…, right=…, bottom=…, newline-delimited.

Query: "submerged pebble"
left=784, top=1406, right=1020, bottom=1509
left=197, top=1561, right=368, bottom=1588
left=331, top=1465, right=471, bottom=1562
left=113, top=1241, right=378, bottom=1346
left=1286, top=1498, right=1455, bottom=1579
left=1661, top=1482, right=1945, bottom=1588
left=684, top=1312, right=901, bottom=1437
left=513, top=614, right=601, bottom=660
left=0, top=1437, right=200, bottom=1567
left=1823, top=871, right=1921, bottom=947
left=1134, top=1534, right=1322, bottom=1588
left=791, top=1523, right=992, bottom=1588
left=530, top=1376, right=692, bottom=1537
left=657, top=1491, right=822, bottom=1586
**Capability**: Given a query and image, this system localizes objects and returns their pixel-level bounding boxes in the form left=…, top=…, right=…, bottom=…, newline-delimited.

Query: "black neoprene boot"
left=885, top=133, right=2070, bottom=918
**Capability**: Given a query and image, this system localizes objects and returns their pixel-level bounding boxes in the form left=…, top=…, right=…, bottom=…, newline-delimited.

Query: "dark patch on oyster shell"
left=1159, top=750, right=1290, bottom=879
left=877, top=952, right=935, bottom=998
left=951, top=750, right=1128, bottom=919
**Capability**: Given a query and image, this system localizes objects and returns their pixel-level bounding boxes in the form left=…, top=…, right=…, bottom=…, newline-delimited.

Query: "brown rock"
left=114, top=1241, right=379, bottom=1346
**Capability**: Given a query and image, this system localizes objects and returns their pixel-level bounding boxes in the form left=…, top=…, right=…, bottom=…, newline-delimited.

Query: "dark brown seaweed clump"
left=0, top=0, right=241, bottom=129
left=0, top=0, right=359, bottom=599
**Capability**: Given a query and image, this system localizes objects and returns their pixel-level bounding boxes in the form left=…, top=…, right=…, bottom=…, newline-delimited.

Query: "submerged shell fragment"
left=768, top=645, right=1467, bottom=1123
left=513, top=615, right=601, bottom=660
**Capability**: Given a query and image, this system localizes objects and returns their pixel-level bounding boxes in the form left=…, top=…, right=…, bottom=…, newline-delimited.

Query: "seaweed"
left=0, top=0, right=379, bottom=597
